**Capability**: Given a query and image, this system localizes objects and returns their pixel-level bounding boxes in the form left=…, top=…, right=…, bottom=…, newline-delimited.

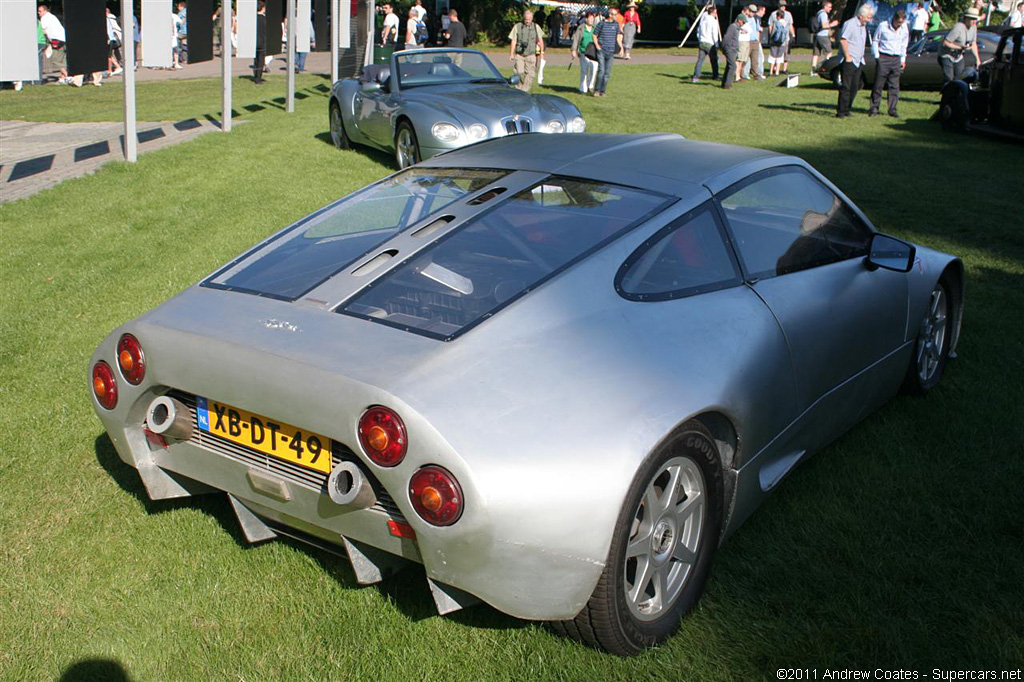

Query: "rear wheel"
left=394, top=121, right=420, bottom=169
left=551, top=420, right=724, bottom=655
left=903, top=279, right=953, bottom=394
left=329, top=100, right=350, bottom=150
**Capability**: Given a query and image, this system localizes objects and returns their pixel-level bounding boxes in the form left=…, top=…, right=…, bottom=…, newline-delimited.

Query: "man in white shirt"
left=810, top=0, right=839, bottom=75
left=1005, top=1, right=1024, bottom=27
left=381, top=3, right=399, bottom=45
left=910, top=2, right=928, bottom=43
left=37, top=3, right=68, bottom=82
left=869, top=9, right=909, bottom=117
left=410, top=0, right=426, bottom=23
left=692, top=6, right=721, bottom=82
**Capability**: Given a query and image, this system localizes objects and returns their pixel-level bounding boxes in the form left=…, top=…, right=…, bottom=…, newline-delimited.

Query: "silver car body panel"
left=90, top=134, right=963, bottom=621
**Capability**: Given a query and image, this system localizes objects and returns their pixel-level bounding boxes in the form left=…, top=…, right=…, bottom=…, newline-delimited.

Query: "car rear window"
left=339, top=177, right=673, bottom=340
left=202, top=168, right=507, bottom=301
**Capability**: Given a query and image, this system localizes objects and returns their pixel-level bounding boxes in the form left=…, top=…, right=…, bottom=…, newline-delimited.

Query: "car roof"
left=418, top=133, right=788, bottom=198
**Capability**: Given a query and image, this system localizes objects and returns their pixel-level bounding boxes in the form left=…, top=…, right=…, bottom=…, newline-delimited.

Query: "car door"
left=907, top=33, right=943, bottom=87
left=356, top=78, right=401, bottom=148
left=715, top=166, right=908, bottom=410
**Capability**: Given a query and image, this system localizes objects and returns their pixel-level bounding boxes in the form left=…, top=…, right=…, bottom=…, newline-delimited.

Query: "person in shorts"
left=811, top=0, right=839, bottom=75
left=778, top=0, right=796, bottom=74
left=736, top=5, right=755, bottom=81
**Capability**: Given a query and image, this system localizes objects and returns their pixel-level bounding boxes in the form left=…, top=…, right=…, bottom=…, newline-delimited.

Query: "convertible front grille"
left=161, top=390, right=404, bottom=519
left=503, top=117, right=532, bottom=134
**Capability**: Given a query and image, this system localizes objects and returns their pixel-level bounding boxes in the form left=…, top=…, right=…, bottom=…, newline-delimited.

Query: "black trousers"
left=869, top=55, right=902, bottom=115
left=836, top=61, right=862, bottom=116
left=253, top=48, right=266, bottom=82
left=722, top=50, right=737, bottom=88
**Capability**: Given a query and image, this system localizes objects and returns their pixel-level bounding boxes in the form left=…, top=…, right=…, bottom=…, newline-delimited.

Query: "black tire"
left=329, top=100, right=350, bottom=150
left=552, top=420, right=725, bottom=655
left=394, top=120, right=421, bottom=169
left=902, top=278, right=954, bottom=395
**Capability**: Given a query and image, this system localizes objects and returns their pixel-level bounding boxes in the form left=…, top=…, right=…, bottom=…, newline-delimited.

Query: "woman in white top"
left=105, top=8, right=124, bottom=76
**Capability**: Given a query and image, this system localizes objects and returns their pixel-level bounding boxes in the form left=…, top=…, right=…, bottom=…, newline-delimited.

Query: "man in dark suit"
left=254, top=0, right=267, bottom=83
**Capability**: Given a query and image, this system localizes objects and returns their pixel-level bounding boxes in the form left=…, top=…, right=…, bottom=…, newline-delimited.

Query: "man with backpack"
left=810, top=0, right=839, bottom=75
left=508, top=10, right=546, bottom=91
left=768, top=6, right=792, bottom=76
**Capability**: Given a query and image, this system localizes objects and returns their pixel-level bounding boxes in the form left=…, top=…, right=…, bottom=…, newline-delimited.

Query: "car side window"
left=717, top=167, right=873, bottom=280
left=616, top=203, right=741, bottom=301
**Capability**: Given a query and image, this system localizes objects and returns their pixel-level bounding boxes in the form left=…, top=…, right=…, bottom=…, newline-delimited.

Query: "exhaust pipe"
left=146, top=395, right=194, bottom=441
left=327, top=461, right=377, bottom=509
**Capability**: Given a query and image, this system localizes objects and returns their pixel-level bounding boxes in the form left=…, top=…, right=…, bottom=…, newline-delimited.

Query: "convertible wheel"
left=552, top=420, right=724, bottom=656
left=394, top=121, right=421, bottom=169
left=904, top=280, right=953, bottom=394
left=329, top=101, right=350, bottom=150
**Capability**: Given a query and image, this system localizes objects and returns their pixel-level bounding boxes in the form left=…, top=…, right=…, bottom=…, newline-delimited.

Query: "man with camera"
left=509, top=10, right=546, bottom=92
left=939, top=8, right=981, bottom=84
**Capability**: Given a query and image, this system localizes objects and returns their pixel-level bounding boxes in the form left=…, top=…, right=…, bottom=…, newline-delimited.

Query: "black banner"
left=187, top=0, right=214, bottom=63
left=314, top=0, right=330, bottom=51
left=266, top=0, right=283, bottom=55
left=64, top=0, right=108, bottom=76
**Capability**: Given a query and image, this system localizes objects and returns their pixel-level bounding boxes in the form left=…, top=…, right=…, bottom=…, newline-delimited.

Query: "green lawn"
left=2, top=67, right=1022, bottom=680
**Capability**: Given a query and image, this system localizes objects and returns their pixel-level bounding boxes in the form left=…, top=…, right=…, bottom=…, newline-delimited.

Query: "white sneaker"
left=173, top=64, right=183, bottom=70
left=112, top=67, right=123, bottom=75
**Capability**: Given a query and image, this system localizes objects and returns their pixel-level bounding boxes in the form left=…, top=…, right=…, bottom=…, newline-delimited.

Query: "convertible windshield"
left=340, top=177, right=673, bottom=340
left=395, top=51, right=504, bottom=88
left=203, top=168, right=506, bottom=300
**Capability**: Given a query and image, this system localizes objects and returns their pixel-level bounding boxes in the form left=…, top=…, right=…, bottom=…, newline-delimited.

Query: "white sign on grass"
left=0, top=0, right=40, bottom=82
left=142, top=0, right=173, bottom=68
left=237, top=0, right=257, bottom=59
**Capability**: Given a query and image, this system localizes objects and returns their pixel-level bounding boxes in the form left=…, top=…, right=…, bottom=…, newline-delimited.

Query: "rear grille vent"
left=163, top=390, right=404, bottom=519
left=503, top=117, right=532, bottom=135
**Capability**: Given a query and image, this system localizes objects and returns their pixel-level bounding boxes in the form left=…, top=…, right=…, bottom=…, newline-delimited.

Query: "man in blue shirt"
left=869, top=9, right=909, bottom=117
left=810, top=0, right=839, bottom=75
left=835, top=3, right=874, bottom=118
left=593, top=11, right=623, bottom=96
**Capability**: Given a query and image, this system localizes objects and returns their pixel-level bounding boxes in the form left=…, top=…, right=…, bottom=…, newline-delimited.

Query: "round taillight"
left=117, top=334, right=145, bottom=385
left=409, top=465, right=463, bottom=526
left=92, top=361, right=118, bottom=410
left=358, top=406, right=407, bottom=467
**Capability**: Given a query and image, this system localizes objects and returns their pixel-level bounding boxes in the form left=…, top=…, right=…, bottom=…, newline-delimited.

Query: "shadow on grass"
left=313, top=132, right=397, bottom=168
left=60, top=658, right=132, bottom=682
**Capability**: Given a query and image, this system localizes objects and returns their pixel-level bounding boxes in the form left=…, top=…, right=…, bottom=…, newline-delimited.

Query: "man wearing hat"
left=939, top=8, right=981, bottom=84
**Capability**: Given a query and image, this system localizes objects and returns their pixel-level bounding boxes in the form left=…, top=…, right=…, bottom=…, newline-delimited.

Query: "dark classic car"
left=939, top=27, right=1024, bottom=138
left=328, top=48, right=585, bottom=169
left=819, top=29, right=1002, bottom=89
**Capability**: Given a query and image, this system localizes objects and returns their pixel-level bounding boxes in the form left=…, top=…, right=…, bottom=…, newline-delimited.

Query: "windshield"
left=203, top=168, right=507, bottom=300
left=339, top=176, right=674, bottom=340
left=395, top=51, right=504, bottom=89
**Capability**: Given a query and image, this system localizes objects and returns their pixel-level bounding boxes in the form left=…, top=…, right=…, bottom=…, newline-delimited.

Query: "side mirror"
left=360, top=81, right=382, bottom=93
left=507, top=74, right=521, bottom=86
left=865, top=233, right=915, bottom=273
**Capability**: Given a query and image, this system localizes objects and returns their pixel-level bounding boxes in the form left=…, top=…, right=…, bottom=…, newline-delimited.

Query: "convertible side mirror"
left=360, top=81, right=382, bottom=93
left=865, top=233, right=916, bottom=272
left=507, top=74, right=521, bottom=86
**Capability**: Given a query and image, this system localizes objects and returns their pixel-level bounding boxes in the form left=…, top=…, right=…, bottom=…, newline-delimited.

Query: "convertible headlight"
left=467, top=123, right=489, bottom=141
left=431, top=122, right=462, bottom=143
left=568, top=116, right=586, bottom=133
left=546, top=120, right=565, bottom=134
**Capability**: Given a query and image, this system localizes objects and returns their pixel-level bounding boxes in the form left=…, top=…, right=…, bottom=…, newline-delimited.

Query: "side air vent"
left=411, top=216, right=453, bottom=239
left=352, top=250, right=398, bottom=276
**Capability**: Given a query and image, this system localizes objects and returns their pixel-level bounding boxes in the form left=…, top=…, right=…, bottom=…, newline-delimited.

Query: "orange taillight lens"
left=92, top=361, right=118, bottom=410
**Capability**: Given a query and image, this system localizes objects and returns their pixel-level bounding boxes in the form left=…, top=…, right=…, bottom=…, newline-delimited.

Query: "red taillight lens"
left=409, top=465, right=463, bottom=526
left=117, top=333, right=145, bottom=385
left=92, top=361, right=118, bottom=410
left=358, top=406, right=407, bottom=467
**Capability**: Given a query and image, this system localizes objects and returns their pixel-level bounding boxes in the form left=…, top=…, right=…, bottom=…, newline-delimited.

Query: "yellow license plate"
left=195, top=396, right=332, bottom=474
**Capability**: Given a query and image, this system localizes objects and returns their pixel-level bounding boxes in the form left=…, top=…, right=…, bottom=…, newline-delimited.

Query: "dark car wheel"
left=903, top=279, right=953, bottom=394
left=394, top=120, right=421, bottom=169
left=551, top=420, right=724, bottom=656
left=329, top=100, right=350, bottom=150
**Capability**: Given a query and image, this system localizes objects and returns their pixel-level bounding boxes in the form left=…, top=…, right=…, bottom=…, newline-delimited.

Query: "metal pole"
left=331, top=0, right=339, bottom=83
left=678, top=3, right=710, bottom=48
left=287, top=0, right=296, bottom=112
left=222, top=0, right=232, bottom=131
left=122, top=0, right=137, bottom=162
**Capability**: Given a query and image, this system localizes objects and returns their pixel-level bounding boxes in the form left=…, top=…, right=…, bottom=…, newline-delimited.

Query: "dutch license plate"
left=196, top=397, right=332, bottom=474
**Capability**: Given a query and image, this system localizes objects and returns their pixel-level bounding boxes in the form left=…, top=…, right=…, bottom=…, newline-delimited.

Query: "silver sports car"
left=89, top=134, right=963, bottom=655
left=328, top=48, right=586, bottom=169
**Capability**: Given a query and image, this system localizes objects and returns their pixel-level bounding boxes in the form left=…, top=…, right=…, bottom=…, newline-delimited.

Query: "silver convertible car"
left=328, top=48, right=585, bottom=168
left=89, top=134, right=963, bottom=655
